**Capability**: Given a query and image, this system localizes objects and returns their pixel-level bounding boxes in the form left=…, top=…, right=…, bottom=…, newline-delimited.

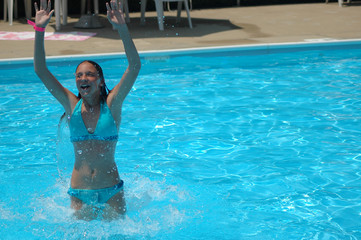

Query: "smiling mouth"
left=81, top=84, right=90, bottom=90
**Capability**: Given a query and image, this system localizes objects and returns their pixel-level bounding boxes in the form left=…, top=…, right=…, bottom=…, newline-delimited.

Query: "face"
left=75, top=62, right=102, bottom=98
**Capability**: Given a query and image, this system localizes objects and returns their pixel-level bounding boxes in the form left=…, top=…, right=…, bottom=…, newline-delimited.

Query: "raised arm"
left=33, top=0, right=77, bottom=115
left=106, top=0, right=141, bottom=121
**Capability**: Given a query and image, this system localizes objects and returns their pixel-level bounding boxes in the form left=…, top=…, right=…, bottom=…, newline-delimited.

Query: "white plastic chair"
left=3, top=0, right=66, bottom=30
left=3, top=0, right=32, bottom=25
left=56, top=0, right=98, bottom=30
left=325, top=0, right=351, bottom=6
left=81, top=0, right=130, bottom=24
left=54, top=0, right=130, bottom=31
left=140, top=0, right=192, bottom=31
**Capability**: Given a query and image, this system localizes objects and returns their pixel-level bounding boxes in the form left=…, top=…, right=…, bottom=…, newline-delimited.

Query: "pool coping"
left=1, top=38, right=361, bottom=64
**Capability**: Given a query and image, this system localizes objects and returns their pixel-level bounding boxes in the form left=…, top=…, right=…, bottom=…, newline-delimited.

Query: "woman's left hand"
left=106, top=0, right=126, bottom=28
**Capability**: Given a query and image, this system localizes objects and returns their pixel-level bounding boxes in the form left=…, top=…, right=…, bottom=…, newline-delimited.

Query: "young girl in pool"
left=32, top=0, right=140, bottom=219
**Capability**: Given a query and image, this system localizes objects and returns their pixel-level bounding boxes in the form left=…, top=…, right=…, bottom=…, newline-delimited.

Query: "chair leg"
left=122, top=0, right=130, bottom=23
left=94, top=0, right=99, bottom=14
left=176, top=1, right=182, bottom=23
left=24, top=0, right=32, bottom=19
left=55, top=0, right=61, bottom=30
left=81, top=0, right=86, bottom=15
left=154, top=0, right=164, bottom=30
left=183, top=0, right=192, bottom=28
left=4, top=0, right=8, bottom=22
left=140, top=0, right=147, bottom=25
left=14, top=0, right=18, bottom=19
left=8, top=0, right=14, bottom=25
left=81, top=0, right=98, bottom=15
left=62, top=0, right=68, bottom=25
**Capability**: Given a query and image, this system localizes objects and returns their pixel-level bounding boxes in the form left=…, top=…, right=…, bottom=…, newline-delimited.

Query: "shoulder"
left=106, top=96, right=122, bottom=127
left=68, top=97, right=81, bottom=116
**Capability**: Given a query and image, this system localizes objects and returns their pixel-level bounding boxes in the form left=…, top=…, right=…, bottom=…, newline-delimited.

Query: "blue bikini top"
left=69, top=99, right=119, bottom=142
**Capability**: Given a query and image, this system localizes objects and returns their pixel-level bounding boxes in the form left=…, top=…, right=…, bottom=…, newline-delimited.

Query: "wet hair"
left=75, top=60, right=110, bottom=102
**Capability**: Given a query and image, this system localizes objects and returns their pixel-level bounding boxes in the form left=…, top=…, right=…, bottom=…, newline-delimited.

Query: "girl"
left=32, top=0, right=140, bottom=219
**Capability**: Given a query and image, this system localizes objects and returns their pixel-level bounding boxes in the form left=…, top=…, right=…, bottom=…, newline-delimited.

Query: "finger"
left=118, top=1, right=123, bottom=12
left=49, top=9, right=55, bottom=18
left=106, top=2, right=111, bottom=12
left=111, top=0, right=117, bottom=10
left=34, top=2, right=39, bottom=12
left=40, top=0, right=45, bottom=10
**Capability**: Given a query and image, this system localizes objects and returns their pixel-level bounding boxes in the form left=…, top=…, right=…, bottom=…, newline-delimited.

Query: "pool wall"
left=1, top=39, right=361, bottom=66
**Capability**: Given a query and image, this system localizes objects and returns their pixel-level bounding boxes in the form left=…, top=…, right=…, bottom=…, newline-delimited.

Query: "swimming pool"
left=1, top=40, right=361, bottom=239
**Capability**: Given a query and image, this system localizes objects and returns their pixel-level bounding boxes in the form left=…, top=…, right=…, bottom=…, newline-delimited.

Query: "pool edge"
left=1, top=38, right=361, bottom=64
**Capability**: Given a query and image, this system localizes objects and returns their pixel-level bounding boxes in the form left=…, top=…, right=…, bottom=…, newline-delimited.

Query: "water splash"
left=21, top=172, right=217, bottom=239
left=56, top=115, right=74, bottom=183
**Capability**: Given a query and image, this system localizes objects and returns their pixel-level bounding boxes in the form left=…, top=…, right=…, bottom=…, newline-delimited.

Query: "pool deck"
left=1, top=2, right=361, bottom=59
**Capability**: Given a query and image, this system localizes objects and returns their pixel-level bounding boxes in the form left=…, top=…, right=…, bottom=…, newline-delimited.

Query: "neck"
left=82, top=95, right=101, bottom=109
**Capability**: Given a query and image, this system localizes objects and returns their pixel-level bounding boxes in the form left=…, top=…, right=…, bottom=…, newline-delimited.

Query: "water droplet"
left=87, top=128, right=93, bottom=132
left=77, top=150, right=83, bottom=154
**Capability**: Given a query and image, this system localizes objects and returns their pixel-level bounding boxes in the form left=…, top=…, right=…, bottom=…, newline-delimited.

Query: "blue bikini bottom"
left=67, top=180, right=124, bottom=205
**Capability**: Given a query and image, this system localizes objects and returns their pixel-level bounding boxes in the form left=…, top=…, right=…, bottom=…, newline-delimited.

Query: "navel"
left=90, top=169, right=97, bottom=181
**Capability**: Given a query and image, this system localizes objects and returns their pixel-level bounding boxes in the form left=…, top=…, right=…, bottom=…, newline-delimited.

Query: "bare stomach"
left=70, top=140, right=120, bottom=189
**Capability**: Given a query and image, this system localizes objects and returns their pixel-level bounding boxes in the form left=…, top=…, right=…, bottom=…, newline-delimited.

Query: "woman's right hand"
left=34, top=0, right=54, bottom=28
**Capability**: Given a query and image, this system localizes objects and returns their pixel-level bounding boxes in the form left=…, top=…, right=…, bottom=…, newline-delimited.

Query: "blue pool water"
left=1, top=41, right=361, bottom=239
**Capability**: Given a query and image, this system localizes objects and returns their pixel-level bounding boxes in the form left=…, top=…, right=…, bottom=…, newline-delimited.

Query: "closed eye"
left=75, top=72, right=98, bottom=78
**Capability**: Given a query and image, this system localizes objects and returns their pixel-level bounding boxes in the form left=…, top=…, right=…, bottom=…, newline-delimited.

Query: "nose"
left=79, top=77, right=89, bottom=82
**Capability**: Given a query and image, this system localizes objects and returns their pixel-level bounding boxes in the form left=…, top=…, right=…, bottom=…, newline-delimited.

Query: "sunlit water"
left=1, top=41, right=361, bottom=239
